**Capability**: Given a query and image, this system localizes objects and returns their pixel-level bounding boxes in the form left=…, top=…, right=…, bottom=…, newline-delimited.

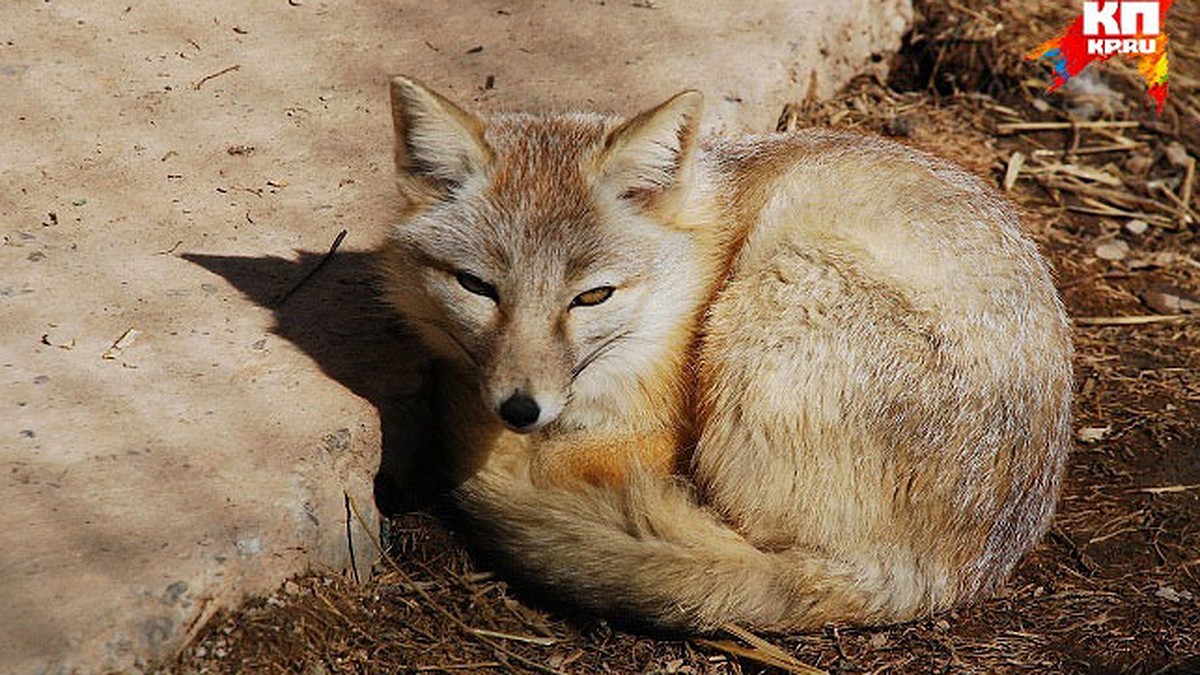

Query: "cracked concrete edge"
left=0, top=0, right=914, bottom=672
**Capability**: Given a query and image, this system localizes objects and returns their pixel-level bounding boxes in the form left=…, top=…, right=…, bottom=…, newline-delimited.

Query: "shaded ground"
left=171, top=2, right=1200, bottom=672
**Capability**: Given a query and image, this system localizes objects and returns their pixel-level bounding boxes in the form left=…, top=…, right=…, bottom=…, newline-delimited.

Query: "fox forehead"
left=402, top=112, right=646, bottom=283
left=482, top=112, right=614, bottom=209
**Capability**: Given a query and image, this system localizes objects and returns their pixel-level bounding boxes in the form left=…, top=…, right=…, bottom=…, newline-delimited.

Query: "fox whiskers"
left=571, top=329, right=633, bottom=382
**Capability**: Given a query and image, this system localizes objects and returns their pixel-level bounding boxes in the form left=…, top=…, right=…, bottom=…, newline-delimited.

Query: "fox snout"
left=498, top=393, right=541, bottom=431
left=489, top=388, right=565, bottom=433
left=483, top=314, right=571, bottom=433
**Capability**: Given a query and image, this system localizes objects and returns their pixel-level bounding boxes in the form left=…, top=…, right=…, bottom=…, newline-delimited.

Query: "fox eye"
left=455, top=271, right=498, bottom=301
left=570, top=286, right=614, bottom=308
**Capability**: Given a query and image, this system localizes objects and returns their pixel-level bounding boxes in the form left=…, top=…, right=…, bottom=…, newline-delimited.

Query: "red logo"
left=1027, top=1, right=1173, bottom=112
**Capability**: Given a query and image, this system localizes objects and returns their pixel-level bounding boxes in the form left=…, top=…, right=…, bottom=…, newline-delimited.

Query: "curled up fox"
left=379, top=76, right=1073, bottom=633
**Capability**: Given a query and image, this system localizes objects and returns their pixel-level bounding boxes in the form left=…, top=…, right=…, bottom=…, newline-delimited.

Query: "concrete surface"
left=0, top=0, right=911, bottom=671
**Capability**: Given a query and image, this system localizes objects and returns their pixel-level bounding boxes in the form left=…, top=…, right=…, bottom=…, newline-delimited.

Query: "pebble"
left=1095, top=238, right=1130, bottom=261
left=1143, top=290, right=1200, bottom=315
left=1164, top=141, right=1193, bottom=169
left=1124, top=219, right=1149, bottom=235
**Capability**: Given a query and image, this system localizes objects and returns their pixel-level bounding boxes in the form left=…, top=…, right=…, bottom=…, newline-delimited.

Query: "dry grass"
left=169, top=2, right=1200, bottom=672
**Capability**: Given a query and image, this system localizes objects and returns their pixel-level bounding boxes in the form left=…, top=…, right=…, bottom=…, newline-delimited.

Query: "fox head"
left=381, top=76, right=711, bottom=433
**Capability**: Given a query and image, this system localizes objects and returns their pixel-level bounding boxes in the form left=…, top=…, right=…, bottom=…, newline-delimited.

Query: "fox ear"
left=597, top=90, right=703, bottom=215
left=389, top=76, right=492, bottom=203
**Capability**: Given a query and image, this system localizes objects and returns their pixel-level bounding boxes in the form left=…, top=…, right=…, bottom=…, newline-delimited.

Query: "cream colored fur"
left=380, top=76, right=1073, bottom=633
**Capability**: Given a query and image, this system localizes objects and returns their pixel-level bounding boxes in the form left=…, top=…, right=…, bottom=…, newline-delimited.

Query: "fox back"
left=694, top=130, right=1073, bottom=611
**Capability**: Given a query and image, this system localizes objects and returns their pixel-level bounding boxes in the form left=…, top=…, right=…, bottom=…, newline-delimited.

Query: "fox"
left=378, top=75, right=1074, bottom=633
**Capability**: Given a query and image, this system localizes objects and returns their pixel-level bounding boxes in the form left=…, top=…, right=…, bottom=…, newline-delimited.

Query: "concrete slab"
left=0, top=0, right=911, bottom=671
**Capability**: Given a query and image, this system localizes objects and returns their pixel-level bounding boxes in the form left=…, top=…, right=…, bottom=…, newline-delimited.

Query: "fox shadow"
left=183, top=247, right=445, bottom=516
left=185, top=247, right=670, bottom=629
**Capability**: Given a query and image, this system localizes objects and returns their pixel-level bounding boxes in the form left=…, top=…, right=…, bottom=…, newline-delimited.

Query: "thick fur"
left=380, top=76, right=1073, bottom=633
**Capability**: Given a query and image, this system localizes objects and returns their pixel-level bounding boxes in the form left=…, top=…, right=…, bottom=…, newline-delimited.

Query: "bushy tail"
left=454, top=464, right=920, bottom=633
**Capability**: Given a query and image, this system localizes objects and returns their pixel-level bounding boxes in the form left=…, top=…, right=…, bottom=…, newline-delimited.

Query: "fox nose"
left=499, top=393, right=541, bottom=430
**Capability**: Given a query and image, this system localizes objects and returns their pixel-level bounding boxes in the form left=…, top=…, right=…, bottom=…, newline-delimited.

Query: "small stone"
left=1077, top=426, right=1111, bottom=443
left=1143, top=290, right=1200, bottom=315
left=1164, top=141, right=1193, bottom=169
left=1094, top=238, right=1130, bottom=261
left=1124, top=219, right=1149, bottom=235
left=1155, top=585, right=1193, bottom=602
left=1149, top=251, right=1179, bottom=267
left=1128, top=250, right=1179, bottom=269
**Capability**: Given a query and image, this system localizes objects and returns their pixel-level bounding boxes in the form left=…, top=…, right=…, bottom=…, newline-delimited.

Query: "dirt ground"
left=171, top=1, right=1199, bottom=673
